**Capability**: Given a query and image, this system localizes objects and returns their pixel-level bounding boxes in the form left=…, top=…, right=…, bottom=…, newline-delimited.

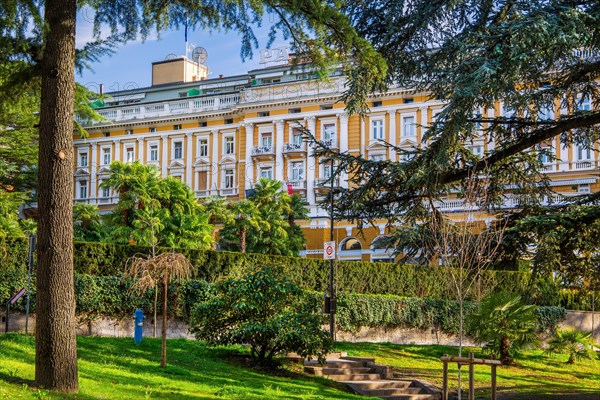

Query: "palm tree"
left=127, top=252, right=192, bottom=368
left=545, top=328, right=598, bottom=364
left=468, top=293, right=539, bottom=365
left=73, top=203, right=106, bottom=242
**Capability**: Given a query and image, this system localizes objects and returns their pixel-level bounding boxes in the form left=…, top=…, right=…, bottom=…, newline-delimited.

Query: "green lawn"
left=1, top=335, right=598, bottom=399
left=0, top=334, right=362, bottom=399
left=335, top=342, right=600, bottom=399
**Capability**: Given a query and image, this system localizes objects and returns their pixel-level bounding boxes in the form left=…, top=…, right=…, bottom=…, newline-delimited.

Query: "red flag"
left=287, top=183, right=293, bottom=195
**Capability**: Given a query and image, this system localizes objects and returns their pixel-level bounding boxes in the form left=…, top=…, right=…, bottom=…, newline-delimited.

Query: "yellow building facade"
left=74, top=56, right=599, bottom=261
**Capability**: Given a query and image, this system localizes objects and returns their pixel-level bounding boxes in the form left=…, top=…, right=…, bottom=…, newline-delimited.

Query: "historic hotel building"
left=74, top=55, right=599, bottom=261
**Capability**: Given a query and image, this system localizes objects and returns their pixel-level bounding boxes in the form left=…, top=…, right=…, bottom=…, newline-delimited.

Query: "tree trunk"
left=500, top=335, right=512, bottom=365
left=153, top=285, right=158, bottom=338
left=240, top=225, right=246, bottom=253
left=160, top=276, right=168, bottom=368
left=35, top=0, right=78, bottom=391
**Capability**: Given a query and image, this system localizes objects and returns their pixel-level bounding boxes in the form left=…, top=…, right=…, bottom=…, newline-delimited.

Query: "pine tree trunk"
left=35, top=0, right=78, bottom=391
left=160, top=276, right=168, bottom=368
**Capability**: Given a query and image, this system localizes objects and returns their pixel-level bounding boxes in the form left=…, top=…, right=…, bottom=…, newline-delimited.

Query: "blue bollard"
left=134, top=309, right=145, bottom=344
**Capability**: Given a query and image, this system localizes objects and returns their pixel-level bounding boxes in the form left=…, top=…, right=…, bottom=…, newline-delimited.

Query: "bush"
left=190, top=268, right=332, bottom=367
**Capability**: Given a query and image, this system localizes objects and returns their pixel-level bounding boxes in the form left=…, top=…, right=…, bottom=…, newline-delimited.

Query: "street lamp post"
left=329, top=174, right=335, bottom=340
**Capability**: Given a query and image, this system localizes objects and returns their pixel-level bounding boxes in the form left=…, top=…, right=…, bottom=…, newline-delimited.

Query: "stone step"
left=306, top=366, right=373, bottom=375
left=305, top=360, right=365, bottom=368
left=363, top=387, right=423, bottom=396
left=379, top=394, right=440, bottom=400
left=346, top=380, right=413, bottom=390
left=331, top=373, right=383, bottom=381
left=341, top=356, right=376, bottom=363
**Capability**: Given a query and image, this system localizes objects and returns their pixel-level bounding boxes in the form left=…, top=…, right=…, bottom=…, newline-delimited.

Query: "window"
left=369, top=154, right=385, bottom=161
left=292, top=128, right=303, bottom=144
left=404, top=98, right=414, bottom=104
left=100, top=183, right=110, bottom=199
left=372, top=101, right=382, bottom=108
left=79, top=151, right=88, bottom=167
left=173, top=124, right=182, bottom=130
left=78, top=181, right=88, bottom=199
left=469, top=146, right=483, bottom=157
left=402, top=116, right=416, bottom=137
left=199, top=121, right=208, bottom=127
left=102, top=148, right=111, bottom=165
left=225, top=118, right=234, bottom=125
left=224, top=169, right=235, bottom=188
left=225, top=136, right=235, bottom=155
left=322, top=162, right=333, bottom=179
left=289, top=108, right=301, bottom=114
left=290, top=161, right=305, bottom=181
left=125, top=129, right=133, bottom=135
left=149, top=144, right=158, bottom=161
left=258, top=111, right=270, bottom=117
left=577, top=96, right=591, bottom=111
left=260, top=166, right=273, bottom=179
left=149, top=127, right=157, bottom=133
left=320, top=105, right=333, bottom=110
left=576, top=145, right=592, bottom=161
left=260, top=132, right=273, bottom=147
left=538, top=105, right=553, bottom=121
left=322, top=123, right=335, bottom=140
left=578, top=184, right=591, bottom=194
left=198, top=138, right=209, bottom=157
left=197, top=171, right=208, bottom=190
left=173, top=141, right=183, bottom=159
left=103, top=132, right=110, bottom=137
left=371, top=119, right=384, bottom=140
left=125, top=146, right=134, bottom=163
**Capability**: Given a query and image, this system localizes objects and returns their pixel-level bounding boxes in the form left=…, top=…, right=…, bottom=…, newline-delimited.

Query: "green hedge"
left=0, top=268, right=566, bottom=335
left=70, top=241, right=532, bottom=301
left=1, top=239, right=595, bottom=309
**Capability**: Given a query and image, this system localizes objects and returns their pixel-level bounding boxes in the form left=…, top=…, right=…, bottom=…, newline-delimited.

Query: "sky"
left=76, top=10, right=289, bottom=93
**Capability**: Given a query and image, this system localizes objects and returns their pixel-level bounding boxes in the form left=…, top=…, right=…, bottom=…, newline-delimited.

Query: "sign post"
left=324, top=241, right=336, bottom=260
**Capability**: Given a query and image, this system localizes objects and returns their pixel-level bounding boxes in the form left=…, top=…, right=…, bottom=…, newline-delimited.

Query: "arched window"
left=338, top=237, right=362, bottom=261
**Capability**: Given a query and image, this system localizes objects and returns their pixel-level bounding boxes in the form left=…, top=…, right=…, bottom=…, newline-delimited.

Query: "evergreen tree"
left=1, top=0, right=384, bottom=390
left=324, top=1, right=600, bottom=277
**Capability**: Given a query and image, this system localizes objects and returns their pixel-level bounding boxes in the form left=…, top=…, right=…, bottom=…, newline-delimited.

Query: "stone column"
left=90, top=142, right=97, bottom=204
left=211, top=129, right=219, bottom=195
left=185, top=132, right=193, bottom=188
left=113, top=139, right=121, bottom=163
left=137, top=137, right=145, bottom=163
left=305, top=116, right=317, bottom=206
left=387, top=110, right=397, bottom=161
left=244, top=123, right=254, bottom=192
left=160, top=135, right=168, bottom=177
left=419, top=106, right=428, bottom=143
left=338, top=114, right=349, bottom=188
left=275, top=119, right=285, bottom=181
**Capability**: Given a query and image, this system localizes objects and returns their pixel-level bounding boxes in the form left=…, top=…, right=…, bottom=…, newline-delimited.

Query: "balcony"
left=251, top=146, right=275, bottom=157
left=320, top=138, right=338, bottom=149
left=195, top=189, right=210, bottom=198
left=283, top=142, right=306, bottom=153
left=287, top=180, right=306, bottom=190
left=573, top=161, right=593, bottom=170
left=219, top=187, right=239, bottom=197
left=76, top=93, right=241, bottom=126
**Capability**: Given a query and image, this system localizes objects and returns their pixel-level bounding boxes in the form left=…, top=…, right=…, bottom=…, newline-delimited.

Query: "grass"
left=1, top=335, right=598, bottom=399
left=0, top=334, right=362, bottom=400
left=335, top=342, right=600, bottom=399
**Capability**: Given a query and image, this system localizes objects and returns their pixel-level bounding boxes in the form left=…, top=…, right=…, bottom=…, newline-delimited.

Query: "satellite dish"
left=192, top=47, right=208, bottom=64
left=165, top=53, right=178, bottom=60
